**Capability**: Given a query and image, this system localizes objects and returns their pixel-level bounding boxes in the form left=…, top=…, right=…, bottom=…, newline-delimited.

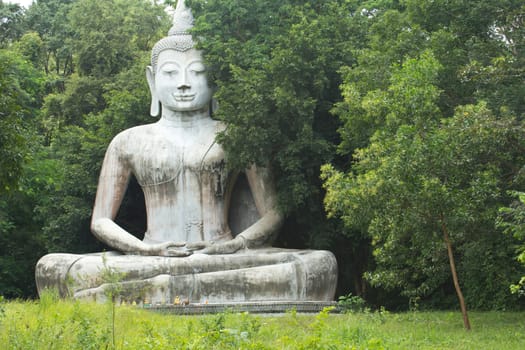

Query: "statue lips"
left=173, top=93, right=196, bottom=102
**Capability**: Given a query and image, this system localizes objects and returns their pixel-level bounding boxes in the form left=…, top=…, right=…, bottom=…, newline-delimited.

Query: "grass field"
left=1, top=295, right=524, bottom=349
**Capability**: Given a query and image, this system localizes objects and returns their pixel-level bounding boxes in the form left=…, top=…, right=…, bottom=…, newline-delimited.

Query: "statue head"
left=147, top=0, right=212, bottom=116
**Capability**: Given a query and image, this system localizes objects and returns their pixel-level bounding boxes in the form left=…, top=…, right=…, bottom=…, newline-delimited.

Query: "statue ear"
left=146, top=66, right=160, bottom=117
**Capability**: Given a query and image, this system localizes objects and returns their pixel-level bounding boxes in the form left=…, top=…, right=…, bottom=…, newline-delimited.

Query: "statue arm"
left=200, top=165, right=283, bottom=254
left=236, top=165, right=284, bottom=248
left=90, top=136, right=188, bottom=256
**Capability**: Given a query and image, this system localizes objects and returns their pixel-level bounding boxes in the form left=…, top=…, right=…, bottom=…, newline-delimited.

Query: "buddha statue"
left=35, top=0, right=337, bottom=303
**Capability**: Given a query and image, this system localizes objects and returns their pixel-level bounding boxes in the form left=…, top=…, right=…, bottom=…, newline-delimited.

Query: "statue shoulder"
left=112, top=123, right=159, bottom=143
left=106, top=124, right=158, bottom=158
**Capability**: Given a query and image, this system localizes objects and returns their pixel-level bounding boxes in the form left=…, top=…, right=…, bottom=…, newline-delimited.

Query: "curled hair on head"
left=151, top=35, right=195, bottom=71
left=150, top=0, right=196, bottom=71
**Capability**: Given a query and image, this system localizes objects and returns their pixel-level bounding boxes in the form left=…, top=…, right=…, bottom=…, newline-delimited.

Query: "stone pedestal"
left=147, top=301, right=340, bottom=315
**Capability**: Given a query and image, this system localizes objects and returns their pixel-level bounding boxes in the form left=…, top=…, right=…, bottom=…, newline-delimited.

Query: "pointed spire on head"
left=151, top=0, right=196, bottom=70
left=168, top=0, right=194, bottom=35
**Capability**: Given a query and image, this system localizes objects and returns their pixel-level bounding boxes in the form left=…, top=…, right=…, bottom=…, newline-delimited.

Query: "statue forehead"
left=157, top=48, right=204, bottom=66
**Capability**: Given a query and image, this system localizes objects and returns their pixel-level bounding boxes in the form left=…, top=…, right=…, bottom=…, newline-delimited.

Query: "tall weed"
left=1, top=299, right=524, bottom=349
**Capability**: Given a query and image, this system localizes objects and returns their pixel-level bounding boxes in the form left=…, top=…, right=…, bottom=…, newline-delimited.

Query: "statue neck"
left=158, top=107, right=212, bottom=128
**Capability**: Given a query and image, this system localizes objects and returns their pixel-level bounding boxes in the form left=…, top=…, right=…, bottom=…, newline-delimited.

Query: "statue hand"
left=188, top=237, right=245, bottom=255
left=185, top=241, right=210, bottom=251
left=146, top=242, right=191, bottom=257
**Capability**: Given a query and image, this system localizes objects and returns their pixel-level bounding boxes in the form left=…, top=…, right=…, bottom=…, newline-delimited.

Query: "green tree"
left=0, top=1, right=26, bottom=47
left=324, top=72, right=525, bottom=328
left=188, top=0, right=362, bottom=259
left=69, top=0, right=167, bottom=77
left=187, top=0, right=377, bottom=295
left=0, top=48, right=44, bottom=191
left=0, top=48, right=47, bottom=298
left=0, top=153, right=57, bottom=298
left=324, top=0, right=525, bottom=313
left=498, top=193, right=525, bottom=297
left=25, top=0, right=75, bottom=76
left=13, top=31, right=46, bottom=69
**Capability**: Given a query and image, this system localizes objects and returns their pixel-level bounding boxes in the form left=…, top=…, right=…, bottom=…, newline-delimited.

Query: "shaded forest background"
left=1, top=0, right=524, bottom=311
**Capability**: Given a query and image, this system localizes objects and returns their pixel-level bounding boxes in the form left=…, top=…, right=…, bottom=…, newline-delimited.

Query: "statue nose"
left=178, top=68, right=191, bottom=91
left=178, top=83, right=191, bottom=91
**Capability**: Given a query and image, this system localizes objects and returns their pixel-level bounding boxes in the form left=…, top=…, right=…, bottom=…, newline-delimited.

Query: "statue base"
left=144, top=301, right=339, bottom=315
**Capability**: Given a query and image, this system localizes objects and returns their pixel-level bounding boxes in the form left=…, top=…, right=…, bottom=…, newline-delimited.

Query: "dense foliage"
left=322, top=0, right=525, bottom=312
left=0, top=0, right=524, bottom=315
left=498, top=192, right=525, bottom=297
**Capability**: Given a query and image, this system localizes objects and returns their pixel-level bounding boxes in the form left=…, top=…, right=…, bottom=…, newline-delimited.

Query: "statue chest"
left=128, top=135, right=226, bottom=191
left=117, top=123, right=232, bottom=242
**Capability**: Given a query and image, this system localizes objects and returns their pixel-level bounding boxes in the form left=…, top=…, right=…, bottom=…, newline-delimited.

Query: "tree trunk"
left=55, top=53, right=60, bottom=75
left=440, top=215, right=471, bottom=331
left=45, top=51, right=50, bottom=75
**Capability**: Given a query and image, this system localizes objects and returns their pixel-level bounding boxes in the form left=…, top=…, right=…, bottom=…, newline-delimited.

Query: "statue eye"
left=189, top=62, right=206, bottom=73
left=160, top=63, right=179, bottom=74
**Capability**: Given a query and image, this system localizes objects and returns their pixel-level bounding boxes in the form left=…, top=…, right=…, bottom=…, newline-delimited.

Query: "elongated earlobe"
left=150, top=98, right=160, bottom=117
left=146, top=66, right=160, bottom=117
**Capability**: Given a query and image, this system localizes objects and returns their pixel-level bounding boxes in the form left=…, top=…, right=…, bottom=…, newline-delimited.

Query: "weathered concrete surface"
left=35, top=0, right=338, bottom=303
left=36, top=249, right=337, bottom=303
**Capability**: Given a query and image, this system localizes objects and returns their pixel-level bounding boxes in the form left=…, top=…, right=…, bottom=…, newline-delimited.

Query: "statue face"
left=153, top=48, right=212, bottom=112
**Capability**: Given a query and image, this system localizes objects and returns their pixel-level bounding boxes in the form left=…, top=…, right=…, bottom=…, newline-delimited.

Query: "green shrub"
left=338, top=293, right=367, bottom=313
